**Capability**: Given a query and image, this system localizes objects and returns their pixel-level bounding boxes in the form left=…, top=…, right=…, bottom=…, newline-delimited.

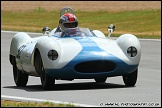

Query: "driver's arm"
left=55, top=26, right=62, bottom=33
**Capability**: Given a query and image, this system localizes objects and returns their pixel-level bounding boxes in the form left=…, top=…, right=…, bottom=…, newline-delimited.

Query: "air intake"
left=74, top=60, right=116, bottom=73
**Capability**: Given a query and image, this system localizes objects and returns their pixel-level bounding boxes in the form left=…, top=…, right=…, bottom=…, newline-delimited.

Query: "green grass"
left=1, top=8, right=161, bottom=38
left=1, top=100, right=76, bottom=107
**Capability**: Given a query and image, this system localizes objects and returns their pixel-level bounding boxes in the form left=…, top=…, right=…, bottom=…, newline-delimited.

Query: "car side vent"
left=74, top=60, right=116, bottom=73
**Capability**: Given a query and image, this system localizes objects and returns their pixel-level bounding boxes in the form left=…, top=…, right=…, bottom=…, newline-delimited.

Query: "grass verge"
left=1, top=100, right=76, bottom=107
left=1, top=8, right=161, bottom=38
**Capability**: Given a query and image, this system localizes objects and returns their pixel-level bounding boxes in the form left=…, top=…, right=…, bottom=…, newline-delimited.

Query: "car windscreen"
left=61, top=27, right=96, bottom=37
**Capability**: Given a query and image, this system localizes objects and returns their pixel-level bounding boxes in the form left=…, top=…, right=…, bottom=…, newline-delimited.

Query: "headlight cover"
left=127, top=46, right=137, bottom=57
left=48, top=50, right=58, bottom=60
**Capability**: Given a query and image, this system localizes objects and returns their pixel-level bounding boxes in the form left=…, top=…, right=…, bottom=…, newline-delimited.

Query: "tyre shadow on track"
left=3, top=82, right=135, bottom=92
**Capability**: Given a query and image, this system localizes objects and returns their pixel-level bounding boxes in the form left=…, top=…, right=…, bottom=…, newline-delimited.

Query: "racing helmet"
left=59, top=13, right=78, bottom=31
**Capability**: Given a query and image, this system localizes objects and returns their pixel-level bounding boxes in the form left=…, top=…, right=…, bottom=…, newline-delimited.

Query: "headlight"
left=127, top=46, right=137, bottom=57
left=48, top=50, right=58, bottom=60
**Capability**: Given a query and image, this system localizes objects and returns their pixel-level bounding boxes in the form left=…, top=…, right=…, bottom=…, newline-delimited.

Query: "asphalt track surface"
left=1, top=31, right=161, bottom=107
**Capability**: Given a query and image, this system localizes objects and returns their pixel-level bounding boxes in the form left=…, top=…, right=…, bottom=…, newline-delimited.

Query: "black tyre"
left=13, top=60, right=28, bottom=86
left=123, top=68, right=138, bottom=87
left=94, top=77, right=107, bottom=83
left=35, top=52, right=55, bottom=90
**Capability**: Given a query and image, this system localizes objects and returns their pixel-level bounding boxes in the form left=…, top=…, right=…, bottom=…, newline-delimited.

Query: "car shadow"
left=3, top=82, right=135, bottom=92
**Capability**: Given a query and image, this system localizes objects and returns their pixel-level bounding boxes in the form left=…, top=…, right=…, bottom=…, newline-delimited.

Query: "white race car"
left=9, top=7, right=141, bottom=90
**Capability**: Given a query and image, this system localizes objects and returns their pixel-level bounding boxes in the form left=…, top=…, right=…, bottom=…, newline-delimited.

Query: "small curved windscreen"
left=61, top=27, right=96, bottom=37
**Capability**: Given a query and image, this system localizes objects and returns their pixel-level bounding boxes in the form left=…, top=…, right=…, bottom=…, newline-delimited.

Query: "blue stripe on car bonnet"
left=70, top=36, right=112, bottom=63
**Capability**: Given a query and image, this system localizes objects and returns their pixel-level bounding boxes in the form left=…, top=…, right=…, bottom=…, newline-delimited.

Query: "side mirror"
left=42, top=27, right=50, bottom=36
left=108, top=24, right=115, bottom=37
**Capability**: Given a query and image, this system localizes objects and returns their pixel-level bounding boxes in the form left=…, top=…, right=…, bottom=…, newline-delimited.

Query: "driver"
left=55, top=13, right=78, bottom=34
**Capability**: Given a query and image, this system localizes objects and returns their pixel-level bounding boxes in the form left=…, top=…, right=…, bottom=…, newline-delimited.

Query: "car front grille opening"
left=74, top=60, right=116, bottom=73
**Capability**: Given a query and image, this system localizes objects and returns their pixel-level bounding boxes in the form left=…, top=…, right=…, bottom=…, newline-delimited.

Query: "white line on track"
left=1, top=95, right=98, bottom=107
left=1, top=30, right=161, bottom=41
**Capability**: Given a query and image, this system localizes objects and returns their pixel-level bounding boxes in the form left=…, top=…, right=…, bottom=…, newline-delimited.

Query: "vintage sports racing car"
left=9, top=7, right=141, bottom=89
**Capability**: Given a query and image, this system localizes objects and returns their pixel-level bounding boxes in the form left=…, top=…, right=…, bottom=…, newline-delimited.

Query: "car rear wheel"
left=35, top=52, right=55, bottom=90
left=123, top=68, right=138, bottom=87
left=13, top=58, right=28, bottom=86
left=94, top=77, right=107, bottom=83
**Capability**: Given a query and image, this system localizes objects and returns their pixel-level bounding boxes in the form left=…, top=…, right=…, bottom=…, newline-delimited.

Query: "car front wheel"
left=123, top=68, right=138, bottom=87
left=35, top=52, right=55, bottom=90
left=94, top=77, right=107, bottom=83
